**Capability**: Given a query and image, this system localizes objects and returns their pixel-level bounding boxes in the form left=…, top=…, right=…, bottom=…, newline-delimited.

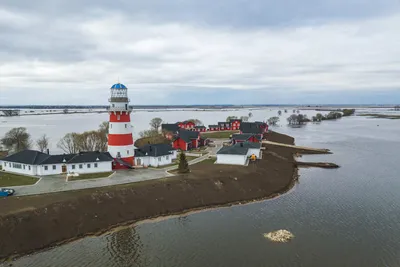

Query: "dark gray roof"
left=161, top=123, right=179, bottom=133
left=232, top=133, right=261, bottom=141
left=240, top=122, right=264, bottom=134
left=217, top=142, right=260, bottom=155
left=40, top=154, right=76, bottom=165
left=64, top=151, right=114, bottom=164
left=208, top=124, right=219, bottom=128
left=217, top=145, right=248, bottom=155
left=194, top=125, right=206, bottom=129
left=2, top=150, right=50, bottom=165
left=2, top=150, right=114, bottom=165
left=135, top=143, right=174, bottom=157
left=178, top=129, right=199, bottom=143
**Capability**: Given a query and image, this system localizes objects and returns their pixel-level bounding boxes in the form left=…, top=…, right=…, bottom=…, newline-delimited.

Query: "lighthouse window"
left=125, top=104, right=128, bottom=110
left=127, top=150, right=129, bottom=155
left=110, top=124, right=112, bottom=129
left=125, top=124, right=127, bottom=128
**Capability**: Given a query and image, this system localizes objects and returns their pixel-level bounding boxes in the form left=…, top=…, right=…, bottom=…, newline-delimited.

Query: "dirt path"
left=262, top=140, right=331, bottom=154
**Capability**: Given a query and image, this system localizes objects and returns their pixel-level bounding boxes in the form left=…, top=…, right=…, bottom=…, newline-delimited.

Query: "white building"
left=1, top=150, right=114, bottom=176
left=216, top=142, right=262, bottom=166
left=134, top=144, right=177, bottom=167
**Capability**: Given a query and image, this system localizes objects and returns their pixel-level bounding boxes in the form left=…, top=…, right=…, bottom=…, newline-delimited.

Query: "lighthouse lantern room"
left=107, top=83, right=135, bottom=168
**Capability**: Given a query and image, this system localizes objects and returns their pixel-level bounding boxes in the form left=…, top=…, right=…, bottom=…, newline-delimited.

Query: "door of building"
left=62, top=165, right=67, bottom=173
left=137, top=159, right=142, bottom=165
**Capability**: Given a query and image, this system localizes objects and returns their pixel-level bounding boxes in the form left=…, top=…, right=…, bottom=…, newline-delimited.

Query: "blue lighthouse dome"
left=110, top=83, right=127, bottom=89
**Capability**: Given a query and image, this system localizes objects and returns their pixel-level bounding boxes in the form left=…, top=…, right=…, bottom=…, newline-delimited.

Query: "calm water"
left=3, top=112, right=400, bottom=266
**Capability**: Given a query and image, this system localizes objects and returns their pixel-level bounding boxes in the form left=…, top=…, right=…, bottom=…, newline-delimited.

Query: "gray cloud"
left=0, top=0, right=400, bottom=105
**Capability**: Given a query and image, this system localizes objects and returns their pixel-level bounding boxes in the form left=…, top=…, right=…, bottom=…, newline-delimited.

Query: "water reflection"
left=106, top=227, right=146, bottom=267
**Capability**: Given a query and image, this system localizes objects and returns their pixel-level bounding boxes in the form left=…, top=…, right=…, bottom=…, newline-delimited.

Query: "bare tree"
left=149, top=117, right=163, bottom=131
left=1, top=127, right=32, bottom=153
left=240, top=116, right=249, bottom=122
left=188, top=119, right=203, bottom=126
left=267, top=117, right=280, bottom=126
left=57, top=133, right=81, bottom=154
left=36, top=134, right=49, bottom=152
left=139, top=129, right=160, bottom=138
left=248, top=112, right=253, bottom=118
left=226, top=116, right=238, bottom=122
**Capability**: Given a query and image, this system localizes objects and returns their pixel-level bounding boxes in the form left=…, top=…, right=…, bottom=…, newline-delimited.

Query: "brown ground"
left=0, top=130, right=324, bottom=260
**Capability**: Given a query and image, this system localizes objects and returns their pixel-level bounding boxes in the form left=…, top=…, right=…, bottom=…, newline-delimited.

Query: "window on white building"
left=53, top=165, right=56, bottom=170
left=29, top=166, right=31, bottom=170
left=12, top=163, right=22, bottom=169
left=23, top=165, right=26, bottom=170
left=87, top=164, right=91, bottom=168
left=44, top=166, right=48, bottom=171
left=166, top=156, right=169, bottom=160
left=94, top=163, right=98, bottom=168
left=158, top=157, right=161, bottom=162
left=72, top=165, right=76, bottom=169
left=79, top=164, right=83, bottom=169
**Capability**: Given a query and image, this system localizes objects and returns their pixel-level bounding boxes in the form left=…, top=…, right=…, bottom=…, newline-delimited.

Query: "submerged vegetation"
left=263, top=230, right=294, bottom=243
left=358, top=114, right=400, bottom=119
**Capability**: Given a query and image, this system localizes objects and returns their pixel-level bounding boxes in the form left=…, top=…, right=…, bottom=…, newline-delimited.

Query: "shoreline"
left=0, top=131, right=329, bottom=261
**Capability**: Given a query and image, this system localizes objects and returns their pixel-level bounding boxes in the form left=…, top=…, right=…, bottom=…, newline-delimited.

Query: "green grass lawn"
left=0, top=171, right=39, bottom=187
left=68, top=171, right=114, bottom=181
left=200, top=130, right=239, bottom=139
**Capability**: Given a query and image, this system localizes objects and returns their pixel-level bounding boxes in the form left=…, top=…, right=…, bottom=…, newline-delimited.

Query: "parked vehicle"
left=0, top=188, right=15, bottom=197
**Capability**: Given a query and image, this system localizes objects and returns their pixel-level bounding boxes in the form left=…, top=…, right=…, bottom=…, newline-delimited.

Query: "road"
left=10, top=168, right=170, bottom=196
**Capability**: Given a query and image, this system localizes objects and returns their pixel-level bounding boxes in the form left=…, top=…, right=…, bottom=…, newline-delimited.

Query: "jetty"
left=262, top=140, right=331, bottom=154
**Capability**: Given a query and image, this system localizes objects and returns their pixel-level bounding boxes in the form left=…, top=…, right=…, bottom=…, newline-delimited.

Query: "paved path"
left=262, top=140, right=330, bottom=153
left=10, top=168, right=170, bottom=196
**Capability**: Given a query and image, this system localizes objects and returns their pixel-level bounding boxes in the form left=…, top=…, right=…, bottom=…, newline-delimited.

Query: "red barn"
left=172, top=129, right=200, bottom=151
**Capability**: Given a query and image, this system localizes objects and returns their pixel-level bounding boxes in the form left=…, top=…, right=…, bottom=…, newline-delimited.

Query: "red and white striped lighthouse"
left=107, top=82, right=135, bottom=168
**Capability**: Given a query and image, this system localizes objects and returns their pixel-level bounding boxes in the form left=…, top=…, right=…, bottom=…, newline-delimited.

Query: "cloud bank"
left=0, top=0, right=399, bottom=104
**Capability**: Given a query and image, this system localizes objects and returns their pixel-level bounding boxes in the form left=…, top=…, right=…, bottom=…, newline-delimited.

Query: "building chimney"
left=46, top=148, right=50, bottom=155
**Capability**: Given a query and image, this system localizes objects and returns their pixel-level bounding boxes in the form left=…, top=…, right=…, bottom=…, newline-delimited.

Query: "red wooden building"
left=229, top=119, right=242, bottom=130
left=208, top=125, right=219, bottom=131
left=194, top=126, right=207, bottom=132
left=177, top=121, right=195, bottom=130
left=172, top=129, right=208, bottom=151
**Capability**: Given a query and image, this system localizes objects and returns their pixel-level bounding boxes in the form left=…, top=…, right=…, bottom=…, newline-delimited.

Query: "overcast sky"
left=0, top=0, right=400, bottom=105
